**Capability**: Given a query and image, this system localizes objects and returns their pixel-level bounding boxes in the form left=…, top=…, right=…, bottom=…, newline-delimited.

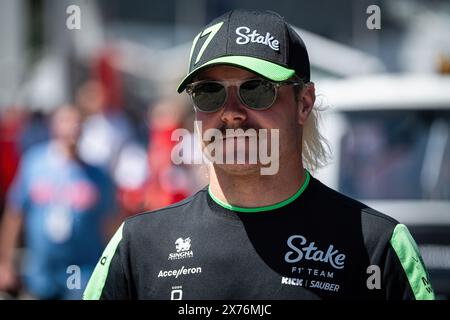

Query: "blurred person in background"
left=116, top=96, right=206, bottom=217
left=1, top=106, right=51, bottom=223
left=0, top=105, right=117, bottom=299
left=76, top=78, right=133, bottom=174
left=76, top=49, right=135, bottom=179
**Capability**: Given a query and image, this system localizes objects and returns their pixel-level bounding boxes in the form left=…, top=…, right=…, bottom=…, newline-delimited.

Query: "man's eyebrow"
left=194, top=76, right=216, bottom=81
left=195, top=75, right=262, bottom=82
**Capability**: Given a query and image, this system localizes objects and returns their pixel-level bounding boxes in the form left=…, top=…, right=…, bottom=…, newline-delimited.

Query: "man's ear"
left=297, top=83, right=315, bottom=125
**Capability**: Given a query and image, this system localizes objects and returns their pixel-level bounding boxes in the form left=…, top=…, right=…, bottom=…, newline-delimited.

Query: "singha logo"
left=175, top=237, right=191, bottom=252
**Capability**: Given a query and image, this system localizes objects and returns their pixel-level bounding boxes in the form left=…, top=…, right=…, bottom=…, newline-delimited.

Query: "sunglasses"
left=186, top=78, right=303, bottom=113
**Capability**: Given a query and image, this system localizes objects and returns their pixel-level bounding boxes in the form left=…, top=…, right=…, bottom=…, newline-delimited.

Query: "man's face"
left=51, top=106, right=82, bottom=147
left=194, top=65, right=309, bottom=176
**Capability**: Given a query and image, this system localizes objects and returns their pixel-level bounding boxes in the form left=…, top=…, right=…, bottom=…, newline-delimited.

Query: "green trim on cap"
left=83, top=223, right=124, bottom=300
left=177, top=55, right=295, bottom=93
left=389, top=224, right=435, bottom=300
left=208, top=170, right=310, bottom=213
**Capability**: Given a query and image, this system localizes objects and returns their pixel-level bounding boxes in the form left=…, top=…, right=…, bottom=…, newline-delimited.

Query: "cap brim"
left=176, top=55, right=295, bottom=93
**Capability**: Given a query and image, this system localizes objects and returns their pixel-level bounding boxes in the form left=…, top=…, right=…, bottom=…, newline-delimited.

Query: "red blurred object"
left=118, top=124, right=190, bottom=216
left=93, top=47, right=123, bottom=111
left=0, top=108, right=23, bottom=203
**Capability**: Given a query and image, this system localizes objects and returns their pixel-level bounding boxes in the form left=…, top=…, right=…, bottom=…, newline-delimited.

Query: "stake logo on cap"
left=235, top=26, right=280, bottom=51
left=177, top=9, right=310, bottom=93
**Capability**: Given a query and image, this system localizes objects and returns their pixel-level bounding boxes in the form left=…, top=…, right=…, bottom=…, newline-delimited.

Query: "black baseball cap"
left=177, top=9, right=310, bottom=93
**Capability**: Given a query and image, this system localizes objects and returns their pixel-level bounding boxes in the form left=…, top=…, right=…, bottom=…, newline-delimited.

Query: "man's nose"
left=220, top=86, right=248, bottom=125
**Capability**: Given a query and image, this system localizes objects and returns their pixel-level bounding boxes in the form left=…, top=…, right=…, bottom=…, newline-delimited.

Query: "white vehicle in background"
left=315, top=74, right=450, bottom=299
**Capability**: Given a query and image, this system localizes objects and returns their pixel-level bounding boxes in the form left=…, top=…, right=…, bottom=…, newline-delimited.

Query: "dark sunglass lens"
left=191, top=82, right=226, bottom=112
left=240, top=80, right=276, bottom=110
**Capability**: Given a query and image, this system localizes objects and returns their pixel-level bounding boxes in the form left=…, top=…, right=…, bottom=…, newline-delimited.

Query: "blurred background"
left=0, top=0, right=449, bottom=300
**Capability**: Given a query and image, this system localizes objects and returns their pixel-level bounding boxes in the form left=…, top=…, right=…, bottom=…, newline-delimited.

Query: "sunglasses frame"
left=186, top=78, right=303, bottom=113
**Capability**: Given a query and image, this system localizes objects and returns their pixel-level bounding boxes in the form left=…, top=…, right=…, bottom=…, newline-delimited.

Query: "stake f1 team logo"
left=284, top=235, right=346, bottom=269
left=169, top=237, right=194, bottom=260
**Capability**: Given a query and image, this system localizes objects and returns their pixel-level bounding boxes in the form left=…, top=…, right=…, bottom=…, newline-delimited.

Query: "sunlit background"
left=0, top=0, right=449, bottom=299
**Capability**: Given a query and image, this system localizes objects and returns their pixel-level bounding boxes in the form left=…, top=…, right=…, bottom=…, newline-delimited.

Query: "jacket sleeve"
left=382, top=224, right=435, bottom=300
left=83, top=223, right=131, bottom=300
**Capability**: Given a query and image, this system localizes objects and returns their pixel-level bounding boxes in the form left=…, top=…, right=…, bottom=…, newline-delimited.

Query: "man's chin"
left=212, top=162, right=262, bottom=176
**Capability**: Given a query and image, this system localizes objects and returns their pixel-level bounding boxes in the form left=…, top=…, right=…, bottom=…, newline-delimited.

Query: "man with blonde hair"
left=84, top=9, right=434, bottom=300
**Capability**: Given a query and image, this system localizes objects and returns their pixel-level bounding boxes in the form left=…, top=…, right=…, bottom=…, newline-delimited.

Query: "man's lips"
left=223, top=133, right=258, bottom=139
left=203, top=126, right=263, bottom=143
left=209, top=134, right=259, bottom=144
